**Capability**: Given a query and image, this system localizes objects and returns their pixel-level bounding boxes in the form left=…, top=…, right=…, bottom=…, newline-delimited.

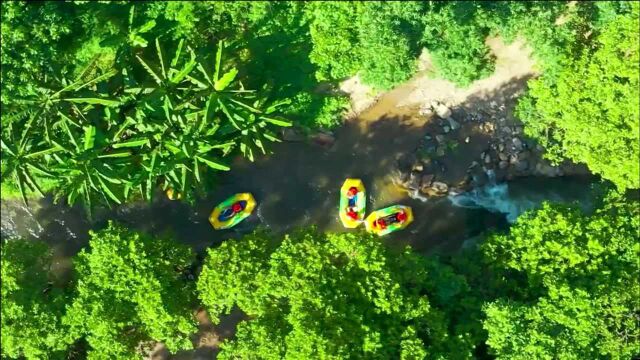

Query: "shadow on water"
left=2, top=74, right=600, bottom=274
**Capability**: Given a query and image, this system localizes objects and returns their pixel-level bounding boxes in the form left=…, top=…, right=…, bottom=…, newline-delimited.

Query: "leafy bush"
left=1, top=39, right=291, bottom=210
left=482, top=192, right=640, bottom=358
left=63, top=223, right=197, bottom=359
left=516, top=4, right=640, bottom=190
left=197, top=229, right=471, bottom=359
left=1, top=240, right=70, bottom=359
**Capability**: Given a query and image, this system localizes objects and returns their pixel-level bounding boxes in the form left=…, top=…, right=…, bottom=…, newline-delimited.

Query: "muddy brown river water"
left=1, top=85, right=597, bottom=282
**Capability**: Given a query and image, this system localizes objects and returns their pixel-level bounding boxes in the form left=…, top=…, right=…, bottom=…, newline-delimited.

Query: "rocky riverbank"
left=392, top=99, right=590, bottom=198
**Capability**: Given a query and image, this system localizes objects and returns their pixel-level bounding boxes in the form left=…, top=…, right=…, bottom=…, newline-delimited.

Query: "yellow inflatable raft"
left=364, top=205, right=413, bottom=236
left=339, top=178, right=366, bottom=228
left=209, top=193, right=257, bottom=230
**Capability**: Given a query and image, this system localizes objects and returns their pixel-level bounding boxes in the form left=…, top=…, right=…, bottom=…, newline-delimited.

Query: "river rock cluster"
left=394, top=100, right=588, bottom=197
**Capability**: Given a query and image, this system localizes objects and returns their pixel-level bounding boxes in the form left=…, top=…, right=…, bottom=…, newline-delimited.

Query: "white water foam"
left=448, top=170, right=537, bottom=223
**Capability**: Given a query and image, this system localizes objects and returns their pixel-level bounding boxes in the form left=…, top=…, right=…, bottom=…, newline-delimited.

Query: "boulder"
left=443, top=125, right=450, bottom=133
left=430, top=181, right=449, bottom=194
left=484, top=154, right=492, bottom=164
left=464, top=136, right=470, bottom=143
left=435, top=134, right=445, bottom=143
left=421, top=174, right=435, bottom=188
left=282, top=128, right=306, bottom=142
left=515, top=160, right=529, bottom=172
left=408, top=171, right=421, bottom=189
left=498, top=153, right=508, bottom=161
left=434, top=103, right=452, bottom=118
left=451, top=107, right=467, bottom=121
left=447, top=117, right=461, bottom=130
left=499, top=160, right=509, bottom=169
left=512, top=137, right=523, bottom=150
left=412, top=163, right=424, bottom=172
left=436, top=146, right=446, bottom=157
left=311, top=131, right=336, bottom=147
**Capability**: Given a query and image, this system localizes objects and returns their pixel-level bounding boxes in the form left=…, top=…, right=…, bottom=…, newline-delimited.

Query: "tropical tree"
left=1, top=240, right=70, bottom=359
left=516, top=3, right=640, bottom=190
left=197, top=229, right=471, bottom=359
left=482, top=192, right=640, bottom=359
left=62, top=222, right=197, bottom=359
left=1, top=37, right=291, bottom=209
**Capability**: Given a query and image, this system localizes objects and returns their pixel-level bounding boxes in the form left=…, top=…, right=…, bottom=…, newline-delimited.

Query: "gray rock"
left=512, top=137, right=523, bottom=150
left=515, top=160, right=529, bottom=171
left=421, top=174, right=435, bottom=187
left=436, top=146, right=446, bottom=157
left=498, top=143, right=505, bottom=152
left=464, top=137, right=470, bottom=143
left=498, top=153, right=508, bottom=161
left=412, top=163, right=424, bottom=172
left=431, top=181, right=449, bottom=194
left=484, top=154, right=492, bottom=164
left=509, top=154, right=518, bottom=164
left=451, top=107, right=467, bottom=121
left=408, top=171, right=421, bottom=189
left=435, top=103, right=452, bottom=118
left=499, top=160, right=509, bottom=169
left=311, top=131, right=336, bottom=147
left=282, top=128, right=306, bottom=142
left=443, top=125, right=450, bottom=133
left=435, top=134, right=445, bottom=143
left=447, top=117, right=460, bottom=130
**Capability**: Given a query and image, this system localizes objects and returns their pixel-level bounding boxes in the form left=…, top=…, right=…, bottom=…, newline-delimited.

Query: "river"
left=0, top=86, right=598, bottom=281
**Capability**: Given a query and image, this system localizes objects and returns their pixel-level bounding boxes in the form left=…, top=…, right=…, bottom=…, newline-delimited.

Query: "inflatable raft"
left=339, top=178, right=366, bottom=228
left=364, top=205, right=413, bottom=236
left=209, top=193, right=257, bottom=230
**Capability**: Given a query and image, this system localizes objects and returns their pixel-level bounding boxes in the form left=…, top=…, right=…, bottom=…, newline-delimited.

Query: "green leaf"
left=97, top=176, right=121, bottom=204
left=136, top=55, right=162, bottom=84
left=193, top=158, right=201, bottom=183
left=170, top=57, right=196, bottom=84
left=138, top=19, right=156, bottom=33
left=155, top=38, right=166, bottom=78
left=24, top=146, right=61, bottom=159
left=260, top=116, right=292, bottom=127
left=171, top=39, right=184, bottom=67
left=195, top=156, right=230, bottom=171
left=65, top=98, right=121, bottom=107
left=214, top=40, right=223, bottom=82
left=214, top=68, right=238, bottom=91
left=112, top=138, right=149, bottom=149
left=83, top=126, right=96, bottom=150
left=98, top=151, right=132, bottom=158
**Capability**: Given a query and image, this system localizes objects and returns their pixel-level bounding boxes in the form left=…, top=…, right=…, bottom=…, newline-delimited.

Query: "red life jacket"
left=232, top=202, right=243, bottom=213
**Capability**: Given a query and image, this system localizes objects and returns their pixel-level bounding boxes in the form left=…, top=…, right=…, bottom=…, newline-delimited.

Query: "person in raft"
left=346, top=186, right=360, bottom=221
left=373, top=209, right=407, bottom=229
left=218, top=201, right=246, bottom=221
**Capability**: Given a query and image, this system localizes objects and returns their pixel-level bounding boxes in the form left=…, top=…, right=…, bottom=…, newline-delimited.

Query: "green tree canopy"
left=516, top=3, right=640, bottom=190
left=1, top=240, right=70, bottom=359
left=482, top=192, right=640, bottom=359
left=62, top=223, right=197, bottom=359
left=197, top=229, right=474, bottom=359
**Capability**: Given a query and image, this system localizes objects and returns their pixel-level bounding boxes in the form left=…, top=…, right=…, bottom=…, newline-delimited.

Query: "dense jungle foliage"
left=1, top=1, right=639, bottom=359
left=2, top=1, right=638, bottom=210
left=2, top=191, right=638, bottom=359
